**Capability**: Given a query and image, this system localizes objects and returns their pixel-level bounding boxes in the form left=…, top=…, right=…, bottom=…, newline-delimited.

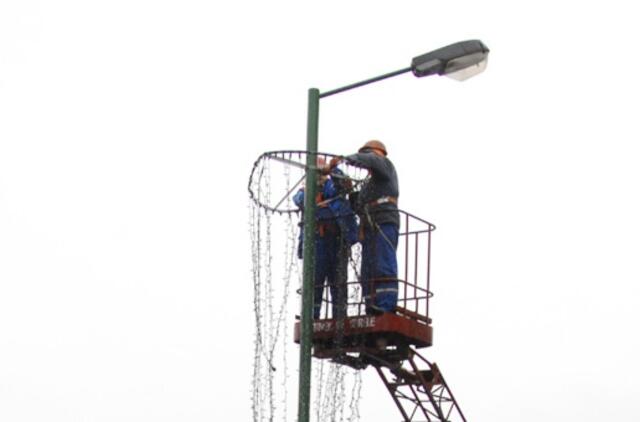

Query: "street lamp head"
left=411, top=40, right=489, bottom=81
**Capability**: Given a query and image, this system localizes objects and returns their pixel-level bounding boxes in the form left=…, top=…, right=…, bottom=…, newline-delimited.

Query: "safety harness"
left=316, top=191, right=338, bottom=237
left=359, top=196, right=398, bottom=241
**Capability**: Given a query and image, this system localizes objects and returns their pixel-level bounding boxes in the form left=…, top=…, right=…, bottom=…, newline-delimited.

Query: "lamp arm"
left=319, top=66, right=412, bottom=99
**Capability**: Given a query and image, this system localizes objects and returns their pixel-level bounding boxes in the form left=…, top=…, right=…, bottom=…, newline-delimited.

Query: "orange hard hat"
left=358, top=140, right=387, bottom=156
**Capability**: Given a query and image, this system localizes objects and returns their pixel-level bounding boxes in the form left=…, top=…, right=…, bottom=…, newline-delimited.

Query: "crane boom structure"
left=371, top=347, right=466, bottom=422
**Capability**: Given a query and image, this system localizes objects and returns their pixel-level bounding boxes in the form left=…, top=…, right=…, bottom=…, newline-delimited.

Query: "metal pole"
left=298, top=87, right=319, bottom=422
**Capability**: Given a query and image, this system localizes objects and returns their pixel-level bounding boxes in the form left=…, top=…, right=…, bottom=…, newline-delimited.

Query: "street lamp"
left=411, top=39, right=489, bottom=80
left=298, top=39, right=489, bottom=422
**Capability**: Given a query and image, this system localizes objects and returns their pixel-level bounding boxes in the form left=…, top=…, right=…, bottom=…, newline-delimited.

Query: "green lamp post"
left=298, top=39, right=490, bottom=422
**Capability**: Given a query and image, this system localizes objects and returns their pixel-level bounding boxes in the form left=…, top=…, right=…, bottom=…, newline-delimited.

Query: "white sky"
left=2, top=1, right=640, bottom=420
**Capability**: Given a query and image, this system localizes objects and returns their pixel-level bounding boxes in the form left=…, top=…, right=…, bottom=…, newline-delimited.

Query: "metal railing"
left=315, top=209, right=436, bottom=324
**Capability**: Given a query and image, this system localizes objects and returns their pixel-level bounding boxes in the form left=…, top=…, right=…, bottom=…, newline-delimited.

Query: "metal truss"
left=372, top=348, right=466, bottom=422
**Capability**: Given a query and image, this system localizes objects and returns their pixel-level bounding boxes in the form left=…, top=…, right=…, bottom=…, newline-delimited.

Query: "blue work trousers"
left=313, top=230, right=348, bottom=320
left=361, top=223, right=399, bottom=313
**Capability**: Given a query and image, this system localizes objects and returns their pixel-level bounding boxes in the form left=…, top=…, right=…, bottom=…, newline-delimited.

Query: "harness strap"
left=317, top=221, right=338, bottom=237
left=316, top=192, right=329, bottom=207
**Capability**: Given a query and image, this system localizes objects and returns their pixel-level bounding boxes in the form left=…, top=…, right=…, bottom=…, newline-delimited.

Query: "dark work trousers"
left=361, top=223, right=399, bottom=313
left=313, top=228, right=349, bottom=320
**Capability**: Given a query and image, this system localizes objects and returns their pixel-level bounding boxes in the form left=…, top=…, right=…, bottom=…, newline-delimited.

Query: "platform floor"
left=294, top=310, right=432, bottom=359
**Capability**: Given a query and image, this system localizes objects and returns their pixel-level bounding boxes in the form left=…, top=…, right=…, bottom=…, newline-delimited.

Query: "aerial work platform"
left=294, top=210, right=435, bottom=361
left=293, top=308, right=432, bottom=361
left=292, top=210, right=467, bottom=420
left=294, top=310, right=466, bottom=421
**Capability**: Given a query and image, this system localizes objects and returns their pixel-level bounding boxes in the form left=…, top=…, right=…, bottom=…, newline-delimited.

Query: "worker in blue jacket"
left=294, top=162, right=358, bottom=320
left=324, top=140, right=399, bottom=315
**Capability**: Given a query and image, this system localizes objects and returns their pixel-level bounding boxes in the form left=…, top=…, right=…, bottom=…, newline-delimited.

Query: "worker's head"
left=358, top=140, right=387, bottom=156
left=316, top=156, right=328, bottom=184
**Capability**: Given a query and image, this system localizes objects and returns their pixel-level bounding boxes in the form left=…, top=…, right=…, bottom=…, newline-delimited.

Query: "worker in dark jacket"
left=325, top=140, right=399, bottom=315
left=294, top=161, right=358, bottom=320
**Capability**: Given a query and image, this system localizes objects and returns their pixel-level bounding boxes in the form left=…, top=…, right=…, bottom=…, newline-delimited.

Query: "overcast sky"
left=2, top=1, right=640, bottom=421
